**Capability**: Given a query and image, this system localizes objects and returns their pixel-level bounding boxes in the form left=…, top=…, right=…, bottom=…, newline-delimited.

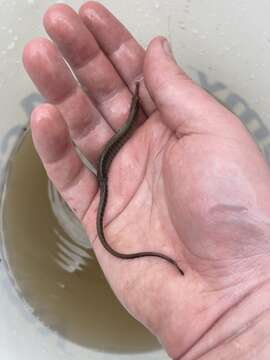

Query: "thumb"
left=143, top=37, right=245, bottom=137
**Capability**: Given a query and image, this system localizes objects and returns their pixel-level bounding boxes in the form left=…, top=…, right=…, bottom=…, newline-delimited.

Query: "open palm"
left=23, top=3, right=270, bottom=358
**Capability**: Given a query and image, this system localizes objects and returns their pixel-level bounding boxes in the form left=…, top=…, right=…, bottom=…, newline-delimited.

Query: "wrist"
left=160, top=279, right=270, bottom=359
left=182, top=279, right=270, bottom=359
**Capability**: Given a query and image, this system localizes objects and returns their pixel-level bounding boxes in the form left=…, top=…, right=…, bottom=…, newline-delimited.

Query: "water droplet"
left=7, top=42, right=15, bottom=50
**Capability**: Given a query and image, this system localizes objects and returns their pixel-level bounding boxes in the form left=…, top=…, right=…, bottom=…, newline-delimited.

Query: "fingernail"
left=163, top=39, right=174, bottom=58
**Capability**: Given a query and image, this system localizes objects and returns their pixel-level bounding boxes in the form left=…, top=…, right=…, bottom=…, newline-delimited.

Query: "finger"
left=31, top=103, right=97, bottom=221
left=23, top=38, right=113, bottom=165
left=43, top=4, right=148, bottom=130
left=79, top=1, right=155, bottom=114
left=144, top=37, right=251, bottom=139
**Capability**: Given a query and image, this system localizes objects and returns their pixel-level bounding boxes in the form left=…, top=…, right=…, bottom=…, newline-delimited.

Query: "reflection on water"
left=1, top=132, right=160, bottom=354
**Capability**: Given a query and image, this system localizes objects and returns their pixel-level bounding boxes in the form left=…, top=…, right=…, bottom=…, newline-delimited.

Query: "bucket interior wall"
left=1, top=1, right=270, bottom=359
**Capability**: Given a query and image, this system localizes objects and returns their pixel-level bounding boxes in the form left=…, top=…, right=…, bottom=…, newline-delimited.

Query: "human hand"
left=23, top=2, right=270, bottom=358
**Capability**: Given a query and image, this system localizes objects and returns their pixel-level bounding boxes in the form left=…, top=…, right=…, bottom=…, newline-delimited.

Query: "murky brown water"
left=1, top=132, right=160, bottom=354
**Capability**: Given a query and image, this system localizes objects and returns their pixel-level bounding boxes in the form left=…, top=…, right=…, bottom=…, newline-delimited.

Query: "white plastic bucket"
left=1, top=1, right=270, bottom=359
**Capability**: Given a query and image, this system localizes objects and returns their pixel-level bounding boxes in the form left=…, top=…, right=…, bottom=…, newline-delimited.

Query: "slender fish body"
left=96, top=82, right=184, bottom=276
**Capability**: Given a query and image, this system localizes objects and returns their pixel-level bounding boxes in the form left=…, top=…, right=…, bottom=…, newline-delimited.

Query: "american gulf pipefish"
left=96, top=82, right=184, bottom=275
